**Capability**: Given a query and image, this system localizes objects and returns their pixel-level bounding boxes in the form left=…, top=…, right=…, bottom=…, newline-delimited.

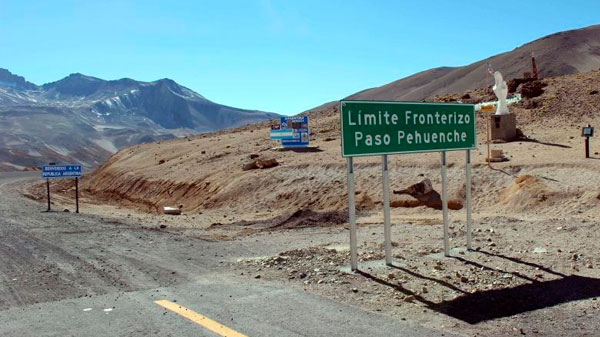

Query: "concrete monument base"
left=489, top=113, right=517, bottom=141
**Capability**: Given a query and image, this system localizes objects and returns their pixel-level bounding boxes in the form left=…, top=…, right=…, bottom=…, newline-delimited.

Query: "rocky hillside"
left=346, top=24, right=600, bottom=102
left=70, top=70, right=600, bottom=221
left=0, top=70, right=279, bottom=171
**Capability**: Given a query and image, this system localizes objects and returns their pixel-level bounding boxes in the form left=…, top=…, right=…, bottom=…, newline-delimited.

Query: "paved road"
left=0, top=173, right=455, bottom=336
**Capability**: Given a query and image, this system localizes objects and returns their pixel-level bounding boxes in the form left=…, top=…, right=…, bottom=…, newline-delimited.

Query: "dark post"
left=75, top=177, right=79, bottom=213
left=582, top=124, right=594, bottom=159
left=45, top=162, right=56, bottom=213
left=585, top=136, right=590, bottom=158
left=46, top=178, right=51, bottom=212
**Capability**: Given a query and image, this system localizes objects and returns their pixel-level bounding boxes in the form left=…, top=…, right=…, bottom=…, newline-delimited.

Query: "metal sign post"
left=340, top=101, right=476, bottom=270
left=347, top=157, right=358, bottom=270
left=75, top=177, right=79, bottom=213
left=466, top=150, right=473, bottom=250
left=440, top=151, right=450, bottom=256
left=46, top=178, right=51, bottom=212
left=582, top=124, right=594, bottom=158
left=382, top=154, right=392, bottom=265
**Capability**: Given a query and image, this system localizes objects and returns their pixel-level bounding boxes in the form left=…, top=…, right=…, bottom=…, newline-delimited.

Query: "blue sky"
left=1, top=1, right=598, bottom=115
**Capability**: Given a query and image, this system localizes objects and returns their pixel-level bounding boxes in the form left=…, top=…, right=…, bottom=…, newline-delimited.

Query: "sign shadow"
left=279, top=147, right=323, bottom=153
left=519, top=137, right=572, bottom=149
left=354, top=253, right=600, bottom=324
left=435, top=274, right=600, bottom=324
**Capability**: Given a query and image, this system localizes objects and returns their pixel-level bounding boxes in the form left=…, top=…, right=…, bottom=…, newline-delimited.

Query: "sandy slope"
left=69, top=70, right=600, bottom=223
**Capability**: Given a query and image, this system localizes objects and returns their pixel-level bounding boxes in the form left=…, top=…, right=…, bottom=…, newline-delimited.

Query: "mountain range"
left=3, top=24, right=600, bottom=171
left=0, top=71, right=279, bottom=171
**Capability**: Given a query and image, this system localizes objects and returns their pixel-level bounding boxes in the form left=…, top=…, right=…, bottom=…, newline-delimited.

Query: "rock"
left=520, top=80, right=545, bottom=98
left=63, top=209, right=70, bottom=213
left=488, top=242, right=496, bottom=247
left=159, top=224, right=167, bottom=229
left=242, top=158, right=279, bottom=171
left=299, top=272, right=307, bottom=279
left=249, top=153, right=260, bottom=159
left=317, top=279, right=324, bottom=284
left=590, top=90, right=598, bottom=95
left=507, top=78, right=534, bottom=93
left=403, top=295, right=415, bottom=303
left=357, top=193, right=376, bottom=211
left=572, top=253, right=583, bottom=261
left=532, top=247, right=547, bottom=253
left=254, top=275, right=261, bottom=279
left=351, top=288, right=358, bottom=293
left=393, top=179, right=443, bottom=210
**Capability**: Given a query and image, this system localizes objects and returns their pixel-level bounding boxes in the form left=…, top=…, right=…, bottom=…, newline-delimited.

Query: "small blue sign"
left=42, top=165, right=82, bottom=179
left=270, top=129, right=296, bottom=140
left=280, top=116, right=309, bottom=148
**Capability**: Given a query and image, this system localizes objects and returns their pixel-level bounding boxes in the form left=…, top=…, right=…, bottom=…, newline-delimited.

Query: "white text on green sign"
left=340, top=101, right=476, bottom=157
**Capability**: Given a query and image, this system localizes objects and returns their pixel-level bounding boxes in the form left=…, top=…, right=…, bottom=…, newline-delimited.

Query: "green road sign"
left=340, top=101, right=476, bottom=157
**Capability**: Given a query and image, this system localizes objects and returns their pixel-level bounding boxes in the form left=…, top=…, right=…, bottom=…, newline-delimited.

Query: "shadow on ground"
left=519, top=138, right=572, bottom=149
left=435, top=274, right=600, bottom=324
left=356, top=250, right=600, bottom=324
left=276, top=146, right=323, bottom=153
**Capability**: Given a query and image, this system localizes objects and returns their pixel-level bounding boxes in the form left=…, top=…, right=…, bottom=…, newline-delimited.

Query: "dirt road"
left=0, top=173, right=450, bottom=336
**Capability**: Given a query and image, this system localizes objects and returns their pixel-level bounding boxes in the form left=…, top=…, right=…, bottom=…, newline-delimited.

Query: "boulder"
left=519, top=80, right=546, bottom=98
left=393, top=179, right=442, bottom=210
left=242, top=158, right=279, bottom=171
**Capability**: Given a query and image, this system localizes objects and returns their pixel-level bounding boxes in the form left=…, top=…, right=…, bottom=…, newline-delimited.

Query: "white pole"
left=441, top=151, right=450, bottom=257
left=382, top=154, right=392, bottom=265
left=466, top=150, right=473, bottom=250
left=347, top=157, right=358, bottom=271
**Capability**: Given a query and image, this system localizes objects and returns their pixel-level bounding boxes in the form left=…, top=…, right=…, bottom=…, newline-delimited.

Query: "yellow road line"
left=155, top=300, right=248, bottom=337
